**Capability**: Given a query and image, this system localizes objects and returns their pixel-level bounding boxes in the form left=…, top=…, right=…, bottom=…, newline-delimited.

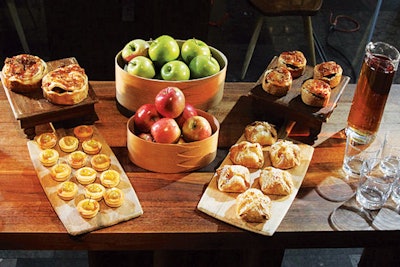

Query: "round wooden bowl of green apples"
left=115, top=35, right=228, bottom=115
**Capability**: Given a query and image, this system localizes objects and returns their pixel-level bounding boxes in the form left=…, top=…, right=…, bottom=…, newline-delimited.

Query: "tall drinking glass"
left=346, top=42, right=400, bottom=143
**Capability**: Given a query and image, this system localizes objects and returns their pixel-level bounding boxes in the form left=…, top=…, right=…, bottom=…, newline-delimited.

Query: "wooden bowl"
left=115, top=41, right=227, bottom=113
left=127, top=110, right=219, bottom=173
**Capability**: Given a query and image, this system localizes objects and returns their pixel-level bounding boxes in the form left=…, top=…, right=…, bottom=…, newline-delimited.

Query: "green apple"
left=181, top=38, right=211, bottom=64
left=189, top=55, right=220, bottom=79
left=121, top=39, right=150, bottom=63
left=161, top=60, right=190, bottom=81
left=126, top=56, right=156, bottom=79
left=148, top=35, right=180, bottom=67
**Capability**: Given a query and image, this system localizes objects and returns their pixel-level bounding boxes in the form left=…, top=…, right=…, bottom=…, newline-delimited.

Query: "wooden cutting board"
left=197, top=135, right=314, bottom=236
left=27, top=126, right=143, bottom=236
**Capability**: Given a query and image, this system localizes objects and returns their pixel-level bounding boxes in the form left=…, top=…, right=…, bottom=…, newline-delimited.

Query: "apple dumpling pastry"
left=216, top=165, right=250, bottom=193
left=269, top=140, right=301, bottom=169
left=77, top=198, right=100, bottom=219
left=244, top=121, right=277, bottom=146
left=229, top=141, right=264, bottom=169
left=236, top=188, right=271, bottom=223
left=258, top=166, right=294, bottom=196
left=104, top=187, right=124, bottom=208
left=39, top=148, right=59, bottom=167
left=91, top=153, right=111, bottom=172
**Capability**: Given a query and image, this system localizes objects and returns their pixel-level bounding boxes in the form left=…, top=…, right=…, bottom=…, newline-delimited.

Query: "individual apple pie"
left=58, top=136, right=79, bottom=153
left=269, top=140, right=301, bottom=169
left=104, top=187, right=124, bottom=208
left=244, top=121, right=278, bottom=146
left=39, top=148, right=59, bottom=167
left=84, top=183, right=106, bottom=201
left=258, top=166, right=294, bottom=196
left=76, top=166, right=97, bottom=185
left=229, top=141, right=264, bottom=169
left=68, top=151, right=87, bottom=169
left=36, top=132, right=57, bottom=149
left=50, top=163, right=72, bottom=182
left=77, top=198, right=100, bottom=219
left=100, top=169, right=120, bottom=188
left=73, top=125, right=94, bottom=141
left=82, top=139, right=102, bottom=155
left=91, top=153, right=111, bottom=172
left=57, top=181, right=78, bottom=201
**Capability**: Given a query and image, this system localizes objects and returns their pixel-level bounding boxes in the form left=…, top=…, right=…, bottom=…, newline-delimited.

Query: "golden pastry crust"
left=76, top=166, right=97, bottom=185
left=229, top=141, right=264, bottom=169
left=91, top=153, right=111, bottom=172
left=277, top=51, right=306, bottom=78
left=73, top=125, right=94, bottom=141
left=301, top=79, right=331, bottom=107
left=269, top=140, right=301, bottom=169
left=82, top=139, right=102, bottom=155
left=1, top=54, right=48, bottom=93
left=42, top=64, right=88, bottom=105
left=68, top=151, right=87, bottom=169
left=262, top=67, right=292, bottom=96
left=236, top=188, right=271, bottom=223
left=36, top=132, right=57, bottom=149
left=39, top=148, right=59, bottom=167
left=259, top=166, right=294, bottom=196
left=244, top=121, right=278, bottom=146
left=84, top=183, right=106, bottom=201
left=57, top=181, right=78, bottom=201
left=77, top=198, right=100, bottom=219
left=100, top=170, right=120, bottom=188
left=50, top=163, right=72, bottom=182
left=313, top=61, right=343, bottom=88
left=58, top=136, right=79, bottom=153
left=216, top=165, right=250, bottom=193
left=104, top=187, right=124, bottom=208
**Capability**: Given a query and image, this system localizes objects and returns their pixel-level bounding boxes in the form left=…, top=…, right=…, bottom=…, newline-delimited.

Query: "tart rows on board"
left=262, top=51, right=343, bottom=107
left=215, top=121, right=301, bottom=223
left=35, top=125, right=124, bottom=219
left=1, top=54, right=89, bottom=105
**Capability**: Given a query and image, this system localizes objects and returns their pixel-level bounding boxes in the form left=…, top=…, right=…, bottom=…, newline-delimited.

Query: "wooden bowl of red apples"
left=127, top=87, right=220, bottom=173
left=116, top=35, right=227, bottom=114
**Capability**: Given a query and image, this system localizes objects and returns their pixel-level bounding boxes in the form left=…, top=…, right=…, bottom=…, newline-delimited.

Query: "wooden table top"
left=1, top=81, right=400, bottom=251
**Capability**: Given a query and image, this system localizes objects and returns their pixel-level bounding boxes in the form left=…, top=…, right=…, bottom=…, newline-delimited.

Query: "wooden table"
left=1, top=81, right=400, bottom=266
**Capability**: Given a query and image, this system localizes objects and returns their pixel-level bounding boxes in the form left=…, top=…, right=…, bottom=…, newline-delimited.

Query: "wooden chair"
left=241, top=0, right=323, bottom=80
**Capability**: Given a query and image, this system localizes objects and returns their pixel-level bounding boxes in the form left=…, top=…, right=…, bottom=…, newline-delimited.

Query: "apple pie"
left=229, top=141, right=264, bottom=169
left=269, top=140, right=301, bottom=169
left=36, top=132, right=57, bottom=149
left=216, top=165, right=250, bottom=193
left=39, top=148, right=59, bottom=167
left=50, top=163, right=72, bottom=182
left=277, top=51, right=306, bottom=78
left=84, top=183, right=106, bottom=201
left=244, top=121, right=277, bottom=146
left=73, top=125, right=94, bottom=141
left=76, top=167, right=97, bottom=185
left=68, top=151, right=87, bottom=169
left=100, top=170, right=120, bottom=188
left=57, top=181, right=78, bottom=201
left=82, top=139, right=102, bottom=155
left=104, top=187, right=124, bottom=208
left=42, top=63, right=88, bottom=105
left=91, top=153, right=111, bottom=172
left=258, top=166, right=294, bottom=196
left=58, top=136, right=79, bottom=153
left=236, top=188, right=271, bottom=223
left=77, top=198, right=100, bottom=219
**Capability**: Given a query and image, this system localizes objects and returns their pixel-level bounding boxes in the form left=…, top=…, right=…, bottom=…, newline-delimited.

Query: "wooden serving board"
left=1, top=57, right=98, bottom=138
left=27, top=126, right=143, bottom=236
left=197, top=135, right=314, bottom=236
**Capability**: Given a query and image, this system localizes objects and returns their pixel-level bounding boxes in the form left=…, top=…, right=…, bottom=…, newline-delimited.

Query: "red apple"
left=154, top=87, right=185, bottom=118
left=182, top=115, right=212, bottom=142
left=150, top=118, right=181, bottom=144
left=176, top=103, right=198, bottom=127
left=133, top=104, right=161, bottom=133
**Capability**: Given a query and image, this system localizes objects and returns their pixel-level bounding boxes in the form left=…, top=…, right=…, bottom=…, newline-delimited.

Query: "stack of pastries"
left=34, top=125, right=125, bottom=220
left=261, top=51, right=343, bottom=108
left=215, top=121, right=301, bottom=223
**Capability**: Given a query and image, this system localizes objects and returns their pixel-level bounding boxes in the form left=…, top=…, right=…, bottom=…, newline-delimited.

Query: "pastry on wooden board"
left=216, top=164, right=251, bottom=193
left=259, top=166, right=294, bottom=196
left=236, top=188, right=272, bottom=223
left=229, top=141, right=264, bottom=169
left=313, top=61, right=343, bottom=88
left=262, top=66, right=292, bottom=97
left=244, top=121, right=278, bottom=146
left=300, top=79, right=331, bottom=108
left=269, top=140, right=301, bottom=169
left=277, top=51, right=306, bottom=78
left=1, top=54, right=48, bottom=93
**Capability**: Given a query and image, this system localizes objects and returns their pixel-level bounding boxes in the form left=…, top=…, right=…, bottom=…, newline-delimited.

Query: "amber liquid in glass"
left=347, top=55, right=395, bottom=135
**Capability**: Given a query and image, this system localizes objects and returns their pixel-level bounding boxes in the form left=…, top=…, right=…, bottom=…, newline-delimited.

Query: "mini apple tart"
left=68, top=151, right=87, bottom=169
left=77, top=198, right=100, bottom=219
left=100, top=169, right=120, bottom=188
left=91, top=153, right=111, bottom=172
left=57, top=181, right=78, bottom=201
left=76, top=166, right=97, bottom=185
left=39, top=148, right=59, bottom=167
left=50, top=163, right=72, bottom=182
left=104, top=187, right=124, bottom=208
left=36, top=132, right=57, bottom=149
left=82, top=139, right=102, bottom=155
left=84, top=183, right=106, bottom=201
left=58, top=136, right=79, bottom=153
left=73, top=125, right=94, bottom=141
